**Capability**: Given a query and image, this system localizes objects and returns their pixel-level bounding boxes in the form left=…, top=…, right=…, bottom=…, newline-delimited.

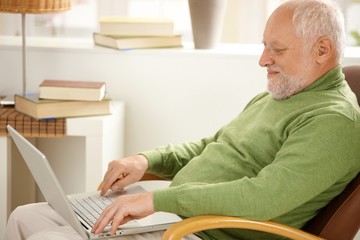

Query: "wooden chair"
left=162, top=66, right=360, bottom=240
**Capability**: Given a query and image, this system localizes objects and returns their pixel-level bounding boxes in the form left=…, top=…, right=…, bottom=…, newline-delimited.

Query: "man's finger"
left=99, top=175, right=124, bottom=195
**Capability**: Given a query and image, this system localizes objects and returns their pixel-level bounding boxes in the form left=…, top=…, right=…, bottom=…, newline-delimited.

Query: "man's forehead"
left=262, top=6, right=297, bottom=46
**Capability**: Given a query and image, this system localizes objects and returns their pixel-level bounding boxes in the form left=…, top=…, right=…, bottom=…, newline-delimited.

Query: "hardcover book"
left=39, top=80, right=106, bottom=101
left=15, top=94, right=112, bottom=120
left=93, top=33, right=182, bottom=50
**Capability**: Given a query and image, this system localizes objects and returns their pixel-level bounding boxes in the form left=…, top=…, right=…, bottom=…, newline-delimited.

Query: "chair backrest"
left=343, top=65, right=360, bottom=106
left=303, top=65, right=360, bottom=240
left=303, top=173, right=360, bottom=240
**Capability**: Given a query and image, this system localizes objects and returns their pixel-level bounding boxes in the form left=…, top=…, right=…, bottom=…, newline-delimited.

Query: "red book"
left=39, top=80, right=106, bottom=101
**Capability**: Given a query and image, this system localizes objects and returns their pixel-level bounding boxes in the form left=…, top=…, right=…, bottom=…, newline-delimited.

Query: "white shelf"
left=0, top=101, right=124, bottom=240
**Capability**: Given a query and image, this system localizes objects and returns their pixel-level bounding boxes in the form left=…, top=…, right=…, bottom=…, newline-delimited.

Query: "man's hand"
left=92, top=192, right=155, bottom=236
left=99, top=155, right=149, bottom=196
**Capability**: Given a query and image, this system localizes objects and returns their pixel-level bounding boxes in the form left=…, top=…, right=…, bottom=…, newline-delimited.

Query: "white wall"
left=0, top=42, right=269, bottom=156
left=2, top=40, right=360, bottom=157
left=1, top=41, right=360, bottom=156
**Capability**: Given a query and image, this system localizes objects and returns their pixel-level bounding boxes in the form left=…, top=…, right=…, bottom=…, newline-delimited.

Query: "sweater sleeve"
left=152, top=114, right=360, bottom=221
left=140, top=134, right=218, bottom=179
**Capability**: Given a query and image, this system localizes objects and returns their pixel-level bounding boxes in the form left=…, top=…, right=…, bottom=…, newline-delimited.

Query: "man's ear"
left=315, top=36, right=333, bottom=64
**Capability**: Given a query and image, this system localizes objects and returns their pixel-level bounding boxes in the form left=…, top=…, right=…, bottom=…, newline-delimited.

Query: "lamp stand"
left=21, top=13, right=27, bottom=96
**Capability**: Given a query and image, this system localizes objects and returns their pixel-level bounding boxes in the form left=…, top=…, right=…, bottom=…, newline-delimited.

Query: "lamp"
left=0, top=0, right=71, bottom=95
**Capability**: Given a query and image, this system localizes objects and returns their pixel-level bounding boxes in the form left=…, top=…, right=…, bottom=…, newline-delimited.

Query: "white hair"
left=282, top=0, right=346, bottom=62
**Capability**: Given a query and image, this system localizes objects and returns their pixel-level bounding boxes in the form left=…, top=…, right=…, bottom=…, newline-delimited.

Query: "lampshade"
left=0, top=0, right=71, bottom=14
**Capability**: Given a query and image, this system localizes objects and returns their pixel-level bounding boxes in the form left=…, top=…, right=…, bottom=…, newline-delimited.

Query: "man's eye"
left=272, top=48, right=287, bottom=55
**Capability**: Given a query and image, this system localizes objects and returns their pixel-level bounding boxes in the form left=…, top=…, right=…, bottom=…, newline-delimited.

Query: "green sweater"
left=142, top=66, right=360, bottom=240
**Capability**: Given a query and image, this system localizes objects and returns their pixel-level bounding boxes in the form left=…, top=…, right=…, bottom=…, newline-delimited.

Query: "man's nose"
left=258, top=48, right=274, bottom=67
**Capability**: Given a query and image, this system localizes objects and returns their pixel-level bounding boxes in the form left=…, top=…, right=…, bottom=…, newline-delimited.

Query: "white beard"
left=267, top=58, right=312, bottom=100
left=267, top=67, right=306, bottom=99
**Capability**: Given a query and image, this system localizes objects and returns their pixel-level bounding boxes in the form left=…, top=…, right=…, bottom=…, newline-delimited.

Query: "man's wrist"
left=136, top=154, right=149, bottom=171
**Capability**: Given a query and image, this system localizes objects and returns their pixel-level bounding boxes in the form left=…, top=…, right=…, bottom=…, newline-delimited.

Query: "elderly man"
left=6, top=0, right=360, bottom=240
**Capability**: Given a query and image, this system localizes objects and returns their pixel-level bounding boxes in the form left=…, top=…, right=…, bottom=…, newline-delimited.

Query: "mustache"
left=267, top=66, right=281, bottom=73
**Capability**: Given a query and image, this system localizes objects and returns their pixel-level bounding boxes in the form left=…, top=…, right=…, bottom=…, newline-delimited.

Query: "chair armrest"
left=162, top=215, right=325, bottom=240
left=140, top=173, right=165, bottom=181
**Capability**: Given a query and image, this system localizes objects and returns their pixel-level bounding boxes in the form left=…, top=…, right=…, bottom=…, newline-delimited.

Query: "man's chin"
left=267, top=76, right=304, bottom=100
left=267, top=84, right=294, bottom=100
left=268, top=91, right=291, bottom=100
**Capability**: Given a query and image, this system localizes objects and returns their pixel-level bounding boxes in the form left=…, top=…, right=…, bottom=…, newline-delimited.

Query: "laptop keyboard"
left=69, top=194, right=112, bottom=227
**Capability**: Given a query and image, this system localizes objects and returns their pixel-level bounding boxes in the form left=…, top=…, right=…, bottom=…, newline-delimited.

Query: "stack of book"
left=15, top=80, right=112, bottom=120
left=93, top=16, right=182, bottom=50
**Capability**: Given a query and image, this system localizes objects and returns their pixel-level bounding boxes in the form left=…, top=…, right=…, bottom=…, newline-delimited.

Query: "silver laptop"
left=7, top=124, right=181, bottom=239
